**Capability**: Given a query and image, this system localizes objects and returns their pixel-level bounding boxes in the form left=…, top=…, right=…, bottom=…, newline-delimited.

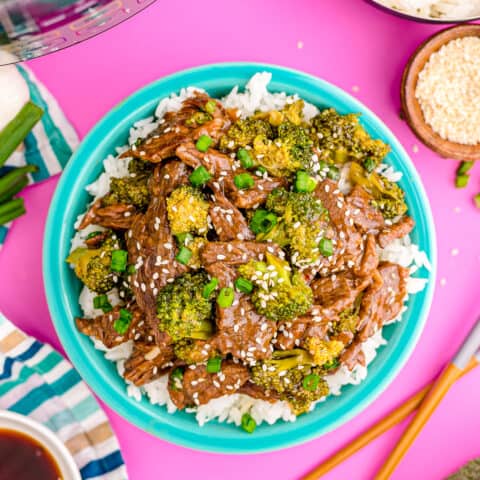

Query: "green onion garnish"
left=176, top=246, right=192, bottom=265
left=93, top=294, right=112, bottom=313
left=363, top=158, right=376, bottom=173
left=295, top=171, right=317, bottom=193
left=113, top=308, right=132, bottom=335
left=217, top=287, right=234, bottom=308
left=175, top=232, right=194, bottom=245
left=255, top=166, right=267, bottom=176
left=189, top=165, right=211, bottom=187
left=234, top=173, right=255, bottom=190
left=195, top=135, right=213, bottom=152
left=302, top=373, right=320, bottom=391
left=457, top=161, right=474, bottom=175
left=205, top=100, right=217, bottom=114
left=235, top=277, right=253, bottom=294
left=202, top=277, right=219, bottom=298
left=0, top=198, right=26, bottom=226
left=319, top=237, right=334, bottom=257
left=326, top=165, right=340, bottom=181
left=237, top=148, right=254, bottom=169
left=127, top=264, right=136, bottom=275
left=455, top=174, right=469, bottom=189
left=86, top=231, right=103, bottom=240
left=250, top=209, right=278, bottom=234
left=206, top=357, right=222, bottom=373
left=323, top=358, right=340, bottom=371
left=170, top=367, right=184, bottom=390
left=241, top=413, right=256, bottom=434
left=111, top=249, right=128, bottom=272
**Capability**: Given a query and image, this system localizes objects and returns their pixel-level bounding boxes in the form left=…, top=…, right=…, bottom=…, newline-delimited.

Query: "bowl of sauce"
left=0, top=410, right=80, bottom=480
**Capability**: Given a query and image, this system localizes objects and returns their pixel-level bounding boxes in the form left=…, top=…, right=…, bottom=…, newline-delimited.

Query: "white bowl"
left=0, top=410, right=81, bottom=480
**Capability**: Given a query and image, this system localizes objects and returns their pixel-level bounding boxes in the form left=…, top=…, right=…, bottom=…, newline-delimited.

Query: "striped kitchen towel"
left=0, top=63, right=78, bottom=246
left=0, top=312, right=128, bottom=480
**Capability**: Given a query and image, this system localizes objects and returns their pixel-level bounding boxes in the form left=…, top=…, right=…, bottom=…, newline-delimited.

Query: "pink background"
left=1, top=0, right=480, bottom=478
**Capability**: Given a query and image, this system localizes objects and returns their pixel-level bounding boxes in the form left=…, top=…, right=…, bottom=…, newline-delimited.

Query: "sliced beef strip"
left=339, top=338, right=366, bottom=371
left=85, top=230, right=110, bottom=249
left=175, top=142, right=233, bottom=177
left=310, top=272, right=370, bottom=314
left=314, top=179, right=364, bottom=275
left=237, top=382, right=280, bottom=402
left=123, top=340, right=175, bottom=386
left=377, top=216, right=415, bottom=248
left=276, top=316, right=311, bottom=350
left=355, top=233, right=379, bottom=277
left=75, top=304, right=142, bottom=349
left=209, top=186, right=254, bottom=241
left=201, top=240, right=282, bottom=265
left=126, top=162, right=189, bottom=332
left=357, top=262, right=408, bottom=341
left=346, top=185, right=385, bottom=234
left=78, top=200, right=138, bottom=231
left=168, top=361, right=250, bottom=409
left=121, top=93, right=231, bottom=163
left=206, top=262, right=276, bottom=362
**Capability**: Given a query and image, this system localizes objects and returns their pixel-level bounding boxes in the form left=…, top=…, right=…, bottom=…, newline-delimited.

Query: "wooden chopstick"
left=375, top=320, right=480, bottom=479
left=300, top=355, right=479, bottom=480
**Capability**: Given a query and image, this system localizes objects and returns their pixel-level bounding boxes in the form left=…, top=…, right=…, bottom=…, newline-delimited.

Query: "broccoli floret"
left=311, top=108, right=389, bottom=166
left=259, top=189, right=329, bottom=266
left=304, top=337, right=345, bottom=367
left=332, top=296, right=363, bottom=334
left=157, top=271, right=214, bottom=341
left=252, top=100, right=305, bottom=127
left=166, top=186, right=210, bottom=236
left=219, top=118, right=275, bottom=150
left=238, top=252, right=313, bottom=322
left=183, top=236, right=207, bottom=269
left=128, top=158, right=154, bottom=175
left=66, top=235, right=117, bottom=293
left=102, top=175, right=150, bottom=209
left=349, top=162, right=408, bottom=219
left=251, top=349, right=329, bottom=415
left=173, top=339, right=217, bottom=364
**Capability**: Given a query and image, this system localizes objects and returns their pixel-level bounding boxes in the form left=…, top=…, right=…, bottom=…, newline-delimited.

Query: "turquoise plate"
left=43, top=63, right=436, bottom=454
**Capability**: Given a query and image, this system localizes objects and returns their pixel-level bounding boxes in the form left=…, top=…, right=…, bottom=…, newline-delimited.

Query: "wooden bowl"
left=401, top=24, right=480, bottom=161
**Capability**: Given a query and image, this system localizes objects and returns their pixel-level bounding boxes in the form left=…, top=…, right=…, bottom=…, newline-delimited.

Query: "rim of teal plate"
left=43, top=62, right=437, bottom=454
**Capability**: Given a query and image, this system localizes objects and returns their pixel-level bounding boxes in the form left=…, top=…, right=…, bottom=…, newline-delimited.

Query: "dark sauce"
left=0, top=429, right=62, bottom=480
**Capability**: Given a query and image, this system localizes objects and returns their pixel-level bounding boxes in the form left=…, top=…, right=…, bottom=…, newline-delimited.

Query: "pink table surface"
left=1, top=1, right=480, bottom=478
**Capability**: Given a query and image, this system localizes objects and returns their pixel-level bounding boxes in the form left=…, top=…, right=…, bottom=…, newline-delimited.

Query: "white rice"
left=74, top=73, right=430, bottom=428
left=377, top=0, right=480, bottom=19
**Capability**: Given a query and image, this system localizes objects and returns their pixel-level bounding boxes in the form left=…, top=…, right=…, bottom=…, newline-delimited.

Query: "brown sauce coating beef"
left=276, top=316, right=311, bottom=350
left=237, top=382, right=280, bottom=402
left=346, top=185, right=385, bottom=234
left=126, top=162, right=189, bottom=333
left=168, top=361, right=250, bottom=409
left=176, top=143, right=233, bottom=177
left=355, top=233, right=379, bottom=277
left=377, top=216, right=415, bottom=248
left=78, top=200, right=138, bottom=231
left=340, top=338, right=366, bottom=371
left=123, top=340, right=175, bottom=386
left=201, top=240, right=282, bottom=265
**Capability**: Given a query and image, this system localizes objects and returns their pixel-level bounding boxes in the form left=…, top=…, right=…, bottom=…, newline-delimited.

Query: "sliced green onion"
left=127, top=264, right=136, bottom=275
left=176, top=246, right=192, bottom=265
left=175, top=232, right=194, bottom=245
left=111, top=249, right=128, bottom=272
left=241, top=413, right=256, bottom=433
left=0, top=198, right=25, bottom=226
left=217, top=287, right=234, bottom=308
left=250, top=209, right=278, bottom=234
left=295, top=171, right=317, bottom=193
left=202, top=277, right=219, bottom=298
left=235, top=277, right=253, bottom=294
left=455, top=174, right=469, bottom=189
left=234, top=173, right=255, bottom=190
left=205, top=100, right=216, bottom=114
left=255, top=166, right=267, bottom=176
left=195, top=135, right=213, bottom=152
left=93, top=294, right=112, bottom=313
left=206, top=356, right=222, bottom=373
left=474, top=193, right=480, bottom=209
left=323, top=358, right=340, bottom=371
left=326, top=165, right=340, bottom=181
left=319, top=237, right=334, bottom=257
left=113, top=308, right=132, bottom=335
left=302, top=373, right=320, bottom=391
left=0, top=102, right=43, bottom=167
left=189, top=165, right=211, bottom=187
left=363, top=158, right=376, bottom=173
left=237, top=148, right=254, bottom=169
left=86, top=231, right=103, bottom=240
left=457, top=161, right=474, bottom=175
left=0, top=165, right=37, bottom=203
left=170, top=367, right=184, bottom=390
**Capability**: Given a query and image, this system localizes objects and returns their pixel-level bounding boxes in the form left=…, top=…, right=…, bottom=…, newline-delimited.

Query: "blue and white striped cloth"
left=0, top=312, right=128, bottom=479
left=0, top=64, right=79, bottom=246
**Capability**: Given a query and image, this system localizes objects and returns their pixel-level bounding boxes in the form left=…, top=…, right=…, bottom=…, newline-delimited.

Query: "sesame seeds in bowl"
left=402, top=24, right=480, bottom=161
